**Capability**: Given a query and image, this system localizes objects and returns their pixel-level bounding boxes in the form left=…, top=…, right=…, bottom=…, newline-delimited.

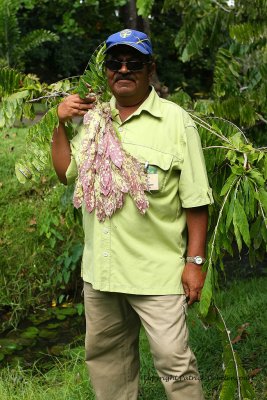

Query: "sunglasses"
left=105, top=59, right=151, bottom=72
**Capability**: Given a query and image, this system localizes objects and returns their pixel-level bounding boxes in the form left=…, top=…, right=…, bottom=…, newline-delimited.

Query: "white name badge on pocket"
left=146, top=165, right=159, bottom=191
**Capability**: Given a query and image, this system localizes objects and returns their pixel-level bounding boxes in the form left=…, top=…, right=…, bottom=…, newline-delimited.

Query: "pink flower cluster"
left=73, top=103, right=149, bottom=222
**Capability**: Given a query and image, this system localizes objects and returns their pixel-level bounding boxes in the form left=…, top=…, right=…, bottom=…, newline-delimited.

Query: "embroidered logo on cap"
left=120, top=29, right=132, bottom=38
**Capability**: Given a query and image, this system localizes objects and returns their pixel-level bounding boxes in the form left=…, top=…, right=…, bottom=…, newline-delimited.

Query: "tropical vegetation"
left=0, top=1, right=266, bottom=399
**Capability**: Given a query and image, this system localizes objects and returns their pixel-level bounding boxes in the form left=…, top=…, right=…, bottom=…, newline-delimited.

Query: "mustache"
left=114, top=74, right=134, bottom=82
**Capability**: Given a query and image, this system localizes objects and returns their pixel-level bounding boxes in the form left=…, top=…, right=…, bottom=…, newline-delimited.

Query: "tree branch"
left=27, top=91, right=70, bottom=102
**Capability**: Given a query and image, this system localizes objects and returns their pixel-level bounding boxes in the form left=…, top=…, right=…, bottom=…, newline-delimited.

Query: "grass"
left=0, top=348, right=94, bottom=400
left=0, top=277, right=266, bottom=399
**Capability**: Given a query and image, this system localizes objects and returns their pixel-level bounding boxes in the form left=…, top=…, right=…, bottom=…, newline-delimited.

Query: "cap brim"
left=105, top=42, right=150, bottom=55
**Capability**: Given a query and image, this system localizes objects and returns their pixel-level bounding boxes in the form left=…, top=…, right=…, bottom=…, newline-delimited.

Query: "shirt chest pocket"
left=146, top=154, right=173, bottom=192
left=124, top=145, right=173, bottom=192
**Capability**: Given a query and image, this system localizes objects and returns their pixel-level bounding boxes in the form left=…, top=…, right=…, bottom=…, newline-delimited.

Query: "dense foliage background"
left=2, top=0, right=266, bottom=143
left=0, top=1, right=266, bottom=399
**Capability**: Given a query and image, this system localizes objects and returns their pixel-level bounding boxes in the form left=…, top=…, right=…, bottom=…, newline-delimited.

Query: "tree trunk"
left=120, top=0, right=147, bottom=31
left=120, top=0, right=138, bottom=29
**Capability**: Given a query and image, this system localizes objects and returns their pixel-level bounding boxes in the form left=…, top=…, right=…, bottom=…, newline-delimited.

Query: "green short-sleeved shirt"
left=66, top=87, right=213, bottom=295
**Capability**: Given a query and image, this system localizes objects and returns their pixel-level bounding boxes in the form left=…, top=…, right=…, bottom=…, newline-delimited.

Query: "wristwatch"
left=186, top=256, right=206, bottom=265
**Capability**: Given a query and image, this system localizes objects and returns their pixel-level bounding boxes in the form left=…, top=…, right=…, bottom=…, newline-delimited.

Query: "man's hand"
left=51, top=93, right=96, bottom=184
left=57, top=93, right=96, bottom=123
left=182, top=263, right=206, bottom=305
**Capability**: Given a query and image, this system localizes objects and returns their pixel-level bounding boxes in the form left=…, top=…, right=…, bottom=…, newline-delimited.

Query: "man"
left=52, top=29, right=213, bottom=400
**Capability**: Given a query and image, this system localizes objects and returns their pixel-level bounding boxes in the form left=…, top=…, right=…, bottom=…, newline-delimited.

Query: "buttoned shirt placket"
left=100, top=116, right=125, bottom=290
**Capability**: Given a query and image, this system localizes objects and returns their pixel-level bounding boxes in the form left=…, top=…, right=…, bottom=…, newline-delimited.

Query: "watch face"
left=195, top=256, right=203, bottom=265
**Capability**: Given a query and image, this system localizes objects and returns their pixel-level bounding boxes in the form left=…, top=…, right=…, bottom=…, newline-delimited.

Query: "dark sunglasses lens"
left=105, top=60, right=121, bottom=71
left=127, top=61, right=144, bottom=70
left=105, top=60, right=145, bottom=71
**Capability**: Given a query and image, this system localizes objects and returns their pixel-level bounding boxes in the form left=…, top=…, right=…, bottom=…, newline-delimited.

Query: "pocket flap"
left=124, top=144, right=173, bottom=171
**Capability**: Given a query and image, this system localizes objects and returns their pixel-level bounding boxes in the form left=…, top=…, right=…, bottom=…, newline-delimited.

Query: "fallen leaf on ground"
left=29, top=217, right=37, bottom=226
left=231, top=322, right=250, bottom=344
left=248, top=368, right=262, bottom=377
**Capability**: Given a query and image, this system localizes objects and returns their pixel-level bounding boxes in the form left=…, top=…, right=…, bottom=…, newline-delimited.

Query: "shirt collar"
left=110, top=86, right=163, bottom=120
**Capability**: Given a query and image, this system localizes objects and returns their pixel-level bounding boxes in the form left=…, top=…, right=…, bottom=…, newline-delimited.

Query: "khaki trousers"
left=84, top=282, right=204, bottom=400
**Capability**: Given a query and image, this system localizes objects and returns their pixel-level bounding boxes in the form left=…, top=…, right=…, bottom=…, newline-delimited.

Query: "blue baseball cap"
left=106, top=29, right=153, bottom=55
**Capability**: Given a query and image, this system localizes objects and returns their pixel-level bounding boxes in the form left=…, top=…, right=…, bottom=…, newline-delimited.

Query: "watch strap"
left=186, top=256, right=206, bottom=265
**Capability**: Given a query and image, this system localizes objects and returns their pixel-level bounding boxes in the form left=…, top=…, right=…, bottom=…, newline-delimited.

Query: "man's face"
left=105, top=45, right=154, bottom=105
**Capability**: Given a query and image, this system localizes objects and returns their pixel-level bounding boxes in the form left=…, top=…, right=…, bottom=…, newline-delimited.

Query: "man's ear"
left=148, top=62, right=156, bottom=78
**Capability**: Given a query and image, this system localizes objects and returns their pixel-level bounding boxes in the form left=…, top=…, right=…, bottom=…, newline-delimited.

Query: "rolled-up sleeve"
left=65, top=127, right=85, bottom=185
left=178, top=120, right=213, bottom=208
left=65, top=154, right=78, bottom=185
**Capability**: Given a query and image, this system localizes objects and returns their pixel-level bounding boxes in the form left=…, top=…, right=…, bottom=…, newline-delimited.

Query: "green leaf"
left=230, top=132, right=244, bottom=148
left=240, top=177, right=256, bottom=218
left=226, top=193, right=235, bottom=231
left=8, top=89, right=29, bottom=100
left=179, top=11, right=217, bottom=63
left=261, top=220, right=267, bottom=243
left=18, top=29, right=59, bottom=55
left=75, top=303, right=84, bottom=316
left=219, top=362, right=237, bottom=400
left=215, top=304, right=256, bottom=399
left=199, top=266, right=213, bottom=317
left=15, top=106, right=59, bottom=183
left=15, top=162, right=32, bottom=183
left=220, top=173, right=237, bottom=196
left=253, top=225, right=263, bottom=250
left=235, top=352, right=257, bottom=399
left=250, top=216, right=262, bottom=240
left=58, top=295, right=65, bottom=305
left=258, top=187, right=267, bottom=214
left=233, top=198, right=251, bottom=248
left=21, top=326, right=39, bottom=339
left=0, top=67, right=22, bottom=96
left=71, top=243, right=83, bottom=263
left=264, top=155, right=267, bottom=180
left=247, top=169, right=265, bottom=186
left=63, top=270, right=70, bottom=284
left=136, top=0, right=154, bottom=17
left=230, top=164, right=244, bottom=176
left=233, top=211, right=243, bottom=252
left=247, top=180, right=256, bottom=218
left=77, top=42, right=110, bottom=102
left=201, top=305, right=224, bottom=331
left=230, top=22, right=266, bottom=44
left=181, top=47, right=189, bottom=63
left=64, top=256, right=72, bottom=269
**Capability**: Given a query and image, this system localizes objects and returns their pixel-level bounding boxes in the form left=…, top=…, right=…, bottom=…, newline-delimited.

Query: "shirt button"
left=103, top=252, right=109, bottom=257
left=118, top=127, right=123, bottom=132
left=103, top=228, right=109, bottom=234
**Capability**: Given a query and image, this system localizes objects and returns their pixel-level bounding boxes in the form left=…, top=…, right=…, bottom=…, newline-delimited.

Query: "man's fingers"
left=77, top=102, right=95, bottom=111
left=187, top=290, right=199, bottom=305
left=57, top=93, right=96, bottom=122
left=183, top=283, right=190, bottom=299
left=73, top=94, right=96, bottom=104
